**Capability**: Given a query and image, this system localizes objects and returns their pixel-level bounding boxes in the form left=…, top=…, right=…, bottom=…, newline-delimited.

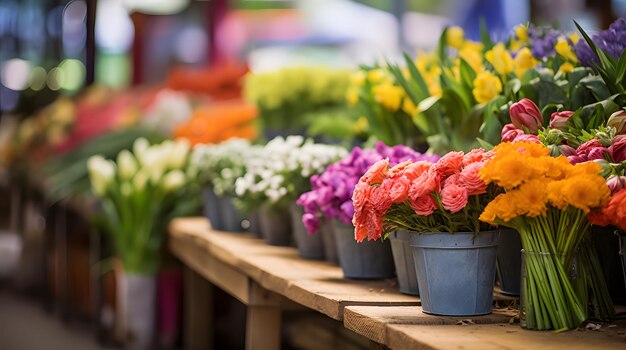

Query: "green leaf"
left=476, top=137, right=495, bottom=150
left=403, top=52, right=430, bottom=98
left=437, top=27, right=449, bottom=64
left=479, top=17, right=494, bottom=50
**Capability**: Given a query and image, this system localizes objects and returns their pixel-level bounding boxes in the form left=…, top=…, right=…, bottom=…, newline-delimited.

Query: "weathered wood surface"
left=344, top=305, right=626, bottom=349
left=169, top=217, right=421, bottom=320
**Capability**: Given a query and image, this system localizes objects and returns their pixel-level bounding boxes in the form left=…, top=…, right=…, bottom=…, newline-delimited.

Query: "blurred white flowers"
left=87, top=155, right=116, bottom=196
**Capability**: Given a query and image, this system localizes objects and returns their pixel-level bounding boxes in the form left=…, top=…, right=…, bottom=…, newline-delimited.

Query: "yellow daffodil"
left=367, top=69, right=386, bottom=84
left=568, top=33, right=580, bottom=45
left=459, top=47, right=483, bottom=73
left=446, top=26, right=465, bottom=49
left=514, top=24, right=528, bottom=42
left=513, top=47, right=538, bottom=78
left=558, top=62, right=575, bottom=74
left=555, top=36, right=578, bottom=63
left=351, top=71, right=366, bottom=87
left=485, top=44, right=514, bottom=76
left=472, top=71, right=502, bottom=104
left=346, top=88, right=359, bottom=105
left=373, top=82, right=404, bottom=111
left=402, top=98, right=417, bottom=116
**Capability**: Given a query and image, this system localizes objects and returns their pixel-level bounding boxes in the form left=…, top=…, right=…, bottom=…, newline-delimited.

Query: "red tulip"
left=510, top=98, right=543, bottom=133
left=609, top=135, right=626, bottom=162
left=549, top=110, right=574, bottom=130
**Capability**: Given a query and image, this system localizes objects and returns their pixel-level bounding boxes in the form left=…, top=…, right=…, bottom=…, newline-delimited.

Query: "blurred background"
left=0, top=0, right=623, bottom=349
left=0, top=0, right=620, bottom=116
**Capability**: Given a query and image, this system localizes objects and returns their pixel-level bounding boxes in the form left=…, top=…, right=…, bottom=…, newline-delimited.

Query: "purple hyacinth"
left=296, top=142, right=439, bottom=234
left=527, top=25, right=563, bottom=59
left=573, top=18, right=626, bottom=67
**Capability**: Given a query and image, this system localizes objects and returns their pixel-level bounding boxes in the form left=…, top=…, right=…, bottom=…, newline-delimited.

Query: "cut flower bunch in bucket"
left=479, top=141, right=614, bottom=330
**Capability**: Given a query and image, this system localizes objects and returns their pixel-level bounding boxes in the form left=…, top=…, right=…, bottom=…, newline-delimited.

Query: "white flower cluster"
left=142, top=90, right=193, bottom=135
left=191, top=138, right=260, bottom=196
left=87, top=138, right=193, bottom=197
left=234, top=136, right=346, bottom=204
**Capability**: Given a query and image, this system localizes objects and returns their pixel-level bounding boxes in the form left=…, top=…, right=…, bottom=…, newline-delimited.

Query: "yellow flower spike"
left=446, top=26, right=465, bottom=49
left=346, top=88, right=359, bottom=105
left=558, top=62, right=575, bottom=74
left=367, top=69, right=386, bottom=84
left=485, top=44, right=514, bottom=76
left=351, top=71, right=366, bottom=87
left=555, top=36, right=578, bottom=63
left=459, top=47, right=483, bottom=73
left=514, top=24, right=528, bottom=42
left=472, top=71, right=502, bottom=104
left=402, top=98, right=417, bottom=115
left=513, top=47, right=538, bottom=78
left=373, top=82, right=404, bottom=111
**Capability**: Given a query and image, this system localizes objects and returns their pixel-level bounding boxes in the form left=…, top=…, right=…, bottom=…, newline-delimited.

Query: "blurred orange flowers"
left=174, top=101, right=258, bottom=145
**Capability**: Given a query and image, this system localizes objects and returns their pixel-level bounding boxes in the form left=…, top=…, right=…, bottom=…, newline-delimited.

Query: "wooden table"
left=169, top=217, right=625, bottom=350
left=169, top=217, right=422, bottom=350
left=344, top=305, right=626, bottom=349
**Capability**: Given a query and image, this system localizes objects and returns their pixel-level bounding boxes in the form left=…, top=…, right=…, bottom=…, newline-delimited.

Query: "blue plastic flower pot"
left=259, top=205, right=292, bottom=246
left=390, top=230, right=419, bottom=296
left=496, top=229, right=522, bottom=296
left=290, top=203, right=325, bottom=260
left=332, top=220, right=395, bottom=280
left=320, top=219, right=339, bottom=264
left=411, top=231, right=499, bottom=316
left=219, top=195, right=244, bottom=232
left=202, top=187, right=222, bottom=230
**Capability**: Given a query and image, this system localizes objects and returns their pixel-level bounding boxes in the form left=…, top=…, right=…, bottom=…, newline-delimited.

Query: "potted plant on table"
left=479, top=141, right=613, bottom=330
left=298, top=142, right=437, bottom=280
left=87, top=138, right=200, bottom=349
left=234, top=135, right=345, bottom=250
left=352, top=148, right=499, bottom=313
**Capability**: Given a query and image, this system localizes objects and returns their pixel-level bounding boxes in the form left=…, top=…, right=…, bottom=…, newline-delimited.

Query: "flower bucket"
left=332, top=220, right=395, bottom=279
left=389, top=230, right=419, bottom=296
left=219, top=195, right=244, bottom=232
left=496, top=229, right=522, bottom=296
left=411, top=231, right=499, bottom=316
left=592, top=227, right=626, bottom=304
left=290, top=203, right=324, bottom=260
left=259, top=205, right=292, bottom=246
left=320, top=219, right=339, bottom=264
left=202, top=187, right=222, bottom=230
left=118, top=271, right=157, bottom=350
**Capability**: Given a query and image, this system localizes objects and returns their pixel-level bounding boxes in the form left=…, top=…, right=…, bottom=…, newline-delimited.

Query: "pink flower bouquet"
left=352, top=149, right=498, bottom=242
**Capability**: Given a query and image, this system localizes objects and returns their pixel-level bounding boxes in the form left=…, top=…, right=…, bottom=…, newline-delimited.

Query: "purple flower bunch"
left=573, top=18, right=626, bottom=68
left=527, top=25, right=563, bottom=59
left=296, top=142, right=439, bottom=234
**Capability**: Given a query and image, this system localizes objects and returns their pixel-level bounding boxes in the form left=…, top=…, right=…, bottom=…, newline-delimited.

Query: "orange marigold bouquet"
left=479, top=141, right=613, bottom=330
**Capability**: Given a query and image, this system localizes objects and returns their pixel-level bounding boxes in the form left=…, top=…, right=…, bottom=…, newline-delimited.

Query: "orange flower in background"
left=174, top=101, right=258, bottom=145
left=167, top=63, right=248, bottom=100
left=588, top=189, right=626, bottom=231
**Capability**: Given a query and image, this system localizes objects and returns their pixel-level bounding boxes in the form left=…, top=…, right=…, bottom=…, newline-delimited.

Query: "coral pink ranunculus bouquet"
left=352, top=148, right=497, bottom=241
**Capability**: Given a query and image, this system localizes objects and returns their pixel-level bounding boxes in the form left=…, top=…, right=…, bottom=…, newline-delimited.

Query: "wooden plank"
left=386, top=322, right=626, bottom=350
left=184, top=267, right=214, bottom=350
left=245, top=305, right=281, bottom=350
left=344, top=306, right=516, bottom=345
left=169, top=218, right=421, bottom=321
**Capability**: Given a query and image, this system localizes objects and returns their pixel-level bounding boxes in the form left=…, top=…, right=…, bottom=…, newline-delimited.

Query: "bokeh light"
left=29, top=66, right=47, bottom=91
left=96, top=0, right=134, bottom=53
left=58, top=59, right=86, bottom=91
left=1, top=58, right=32, bottom=91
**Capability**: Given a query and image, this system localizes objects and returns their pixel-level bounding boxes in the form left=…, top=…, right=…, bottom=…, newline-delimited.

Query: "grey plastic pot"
left=219, top=195, right=244, bottom=232
left=332, top=219, right=395, bottom=279
left=202, top=187, right=222, bottom=230
left=319, top=219, right=339, bottom=264
left=496, top=228, right=522, bottom=296
left=290, top=203, right=325, bottom=260
left=411, top=231, right=499, bottom=316
left=259, top=205, right=292, bottom=246
left=390, top=230, right=419, bottom=296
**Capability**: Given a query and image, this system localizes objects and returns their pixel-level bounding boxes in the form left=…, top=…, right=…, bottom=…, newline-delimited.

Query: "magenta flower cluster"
left=296, top=142, right=439, bottom=234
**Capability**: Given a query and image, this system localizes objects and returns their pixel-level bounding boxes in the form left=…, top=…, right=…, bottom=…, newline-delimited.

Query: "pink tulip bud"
left=606, top=175, right=626, bottom=195
left=558, top=144, right=577, bottom=157
left=510, top=98, right=543, bottom=133
left=513, top=134, right=540, bottom=143
left=549, top=110, right=574, bottom=130
left=567, top=155, right=586, bottom=164
left=607, top=109, right=626, bottom=134
left=609, top=135, right=626, bottom=162
left=500, top=123, right=524, bottom=142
